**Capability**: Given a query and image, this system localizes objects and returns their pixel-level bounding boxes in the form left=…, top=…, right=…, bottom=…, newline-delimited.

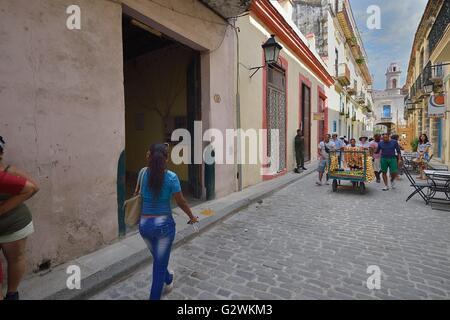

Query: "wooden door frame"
left=299, top=74, right=312, bottom=162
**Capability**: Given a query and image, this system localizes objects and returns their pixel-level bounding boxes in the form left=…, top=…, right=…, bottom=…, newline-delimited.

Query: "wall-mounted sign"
left=313, top=112, right=324, bottom=121
left=428, top=94, right=446, bottom=118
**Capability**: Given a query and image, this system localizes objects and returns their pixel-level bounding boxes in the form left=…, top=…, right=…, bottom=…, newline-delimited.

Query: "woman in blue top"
left=136, top=144, right=198, bottom=300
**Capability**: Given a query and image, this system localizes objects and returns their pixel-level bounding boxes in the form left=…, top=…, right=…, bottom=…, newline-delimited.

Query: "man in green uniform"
left=294, top=129, right=307, bottom=173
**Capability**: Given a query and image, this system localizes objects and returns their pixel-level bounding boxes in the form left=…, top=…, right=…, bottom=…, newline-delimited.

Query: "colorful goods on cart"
left=328, top=147, right=375, bottom=183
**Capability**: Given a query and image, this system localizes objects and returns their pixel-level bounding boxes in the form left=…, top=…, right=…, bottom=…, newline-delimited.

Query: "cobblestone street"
left=91, top=173, right=450, bottom=300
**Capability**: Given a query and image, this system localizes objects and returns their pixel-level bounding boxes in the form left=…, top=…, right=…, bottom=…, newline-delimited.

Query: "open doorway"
left=121, top=14, right=204, bottom=227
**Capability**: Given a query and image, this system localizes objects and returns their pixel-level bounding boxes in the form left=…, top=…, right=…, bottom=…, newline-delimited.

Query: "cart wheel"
left=332, top=179, right=338, bottom=192
left=360, top=182, right=365, bottom=194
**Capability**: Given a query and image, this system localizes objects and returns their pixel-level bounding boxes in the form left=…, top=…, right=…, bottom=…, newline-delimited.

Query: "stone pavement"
left=91, top=173, right=450, bottom=300
left=20, top=165, right=315, bottom=300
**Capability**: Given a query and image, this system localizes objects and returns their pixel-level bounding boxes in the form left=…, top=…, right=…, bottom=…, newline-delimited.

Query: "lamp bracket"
left=249, top=65, right=265, bottom=78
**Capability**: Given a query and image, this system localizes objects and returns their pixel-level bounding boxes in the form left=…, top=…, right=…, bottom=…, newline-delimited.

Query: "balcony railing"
left=355, top=92, right=365, bottom=104
left=363, top=100, right=373, bottom=113
left=347, top=85, right=357, bottom=96
left=429, top=0, right=450, bottom=56
left=430, top=64, right=444, bottom=82
left=409, top=61, right=445, bottom=99
left=337, top=63, right=351, bottom=86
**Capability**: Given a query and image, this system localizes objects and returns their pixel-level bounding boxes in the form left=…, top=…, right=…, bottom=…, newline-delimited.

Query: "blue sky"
left=349, top=0, right=428, bottom=90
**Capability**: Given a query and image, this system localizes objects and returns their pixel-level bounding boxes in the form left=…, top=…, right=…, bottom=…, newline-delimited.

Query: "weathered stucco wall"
left=0, top=0, right=237, bottom=271
left=202, top=25, right=237, bottom=198
left=0, top=0, right=125, bottom=270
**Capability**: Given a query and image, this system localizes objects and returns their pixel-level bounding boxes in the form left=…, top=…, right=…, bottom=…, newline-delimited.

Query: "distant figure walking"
left=316, top=134, right=335, bottom=186
left=137, top=144, right=198, bottom=300
left=369, top=134, right=382, bottom=183
left=294, top=129, right=306, bottom=173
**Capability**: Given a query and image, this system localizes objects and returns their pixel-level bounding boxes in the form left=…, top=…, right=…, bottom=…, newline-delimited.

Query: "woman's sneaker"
left=4, top=292, right=19, bottom=300
left=164, top=270, right=174, bottom=294
left=382, top=186, right=389, bottom=191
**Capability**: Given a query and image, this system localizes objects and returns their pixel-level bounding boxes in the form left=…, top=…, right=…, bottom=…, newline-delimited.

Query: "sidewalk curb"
left=40, top=166, right=317, bottom=300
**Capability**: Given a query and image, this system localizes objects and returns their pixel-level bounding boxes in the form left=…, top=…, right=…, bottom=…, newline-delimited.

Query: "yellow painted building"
left=236, top=0, right=334, bottom=188
left=405, top=0, right=450, bottom=165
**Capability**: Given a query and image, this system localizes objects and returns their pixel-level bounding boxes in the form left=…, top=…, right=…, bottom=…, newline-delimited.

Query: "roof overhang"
left=199, top=0, right=251, bottom=19
left=430, top=23, right=450, bottom=63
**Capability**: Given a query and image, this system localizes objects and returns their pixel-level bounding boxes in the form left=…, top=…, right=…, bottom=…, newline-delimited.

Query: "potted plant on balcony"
left=356, top=57, right=365, bottom=65
left=347, top=36, right=357, bottom=47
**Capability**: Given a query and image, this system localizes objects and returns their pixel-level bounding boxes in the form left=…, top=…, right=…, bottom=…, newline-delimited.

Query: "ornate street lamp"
left=423, top=79, right=434, bottom=95
left=262, top=35, right=282, bottom=64
left=249, top=35, right=283, bottom=78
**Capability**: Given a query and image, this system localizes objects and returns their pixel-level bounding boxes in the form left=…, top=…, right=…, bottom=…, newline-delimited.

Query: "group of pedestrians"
left=0, top=136, right=39, bottom=300
left=309, top=132, right=403, bottom=191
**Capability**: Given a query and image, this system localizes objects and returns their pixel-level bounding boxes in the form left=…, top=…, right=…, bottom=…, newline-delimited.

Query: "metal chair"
left=403, top=156, right=430, bottom=204
left=402, top=153, right=420, bottom=174
left=425, top=172, right=450, bottom=207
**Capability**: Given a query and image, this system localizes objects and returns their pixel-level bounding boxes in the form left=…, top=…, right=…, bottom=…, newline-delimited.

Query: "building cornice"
left=251, top=0, right=334, bottom=86
left=406, top=0, right=444, bottom=85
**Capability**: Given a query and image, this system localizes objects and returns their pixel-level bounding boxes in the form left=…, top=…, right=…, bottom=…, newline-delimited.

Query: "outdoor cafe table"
left=423, top=170, right=450, bottom=206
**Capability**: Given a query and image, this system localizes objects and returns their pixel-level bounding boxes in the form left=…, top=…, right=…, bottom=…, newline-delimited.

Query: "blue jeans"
left=139, top=215, right=176, bottom=300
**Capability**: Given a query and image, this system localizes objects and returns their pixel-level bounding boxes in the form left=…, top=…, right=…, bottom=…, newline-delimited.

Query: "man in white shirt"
left=332, top=134, right=345, bottom=167
left=317, top=134, right=336, bottom=186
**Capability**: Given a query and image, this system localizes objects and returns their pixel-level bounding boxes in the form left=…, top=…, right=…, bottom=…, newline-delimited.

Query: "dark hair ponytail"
left=147, top=144, right=168, bottom=197
left=0, top=136, right=5, bottom=153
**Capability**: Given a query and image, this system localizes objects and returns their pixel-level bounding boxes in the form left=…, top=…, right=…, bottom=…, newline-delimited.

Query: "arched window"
left=392, top=79, right=397, bottom=88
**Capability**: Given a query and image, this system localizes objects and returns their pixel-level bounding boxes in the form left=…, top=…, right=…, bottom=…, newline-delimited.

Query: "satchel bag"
left=124, top=168, right=146, bottom=227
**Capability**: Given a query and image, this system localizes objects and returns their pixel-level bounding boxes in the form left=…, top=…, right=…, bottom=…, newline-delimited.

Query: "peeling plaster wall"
left=0, top=0, right=236, bottom=271
left=0, top=0, right=124, bottom=270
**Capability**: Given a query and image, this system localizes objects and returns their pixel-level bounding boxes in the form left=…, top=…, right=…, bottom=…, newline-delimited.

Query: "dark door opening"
left=120, top=14, right=203, bottom=232
left=302, top=84, right=311, bottom=162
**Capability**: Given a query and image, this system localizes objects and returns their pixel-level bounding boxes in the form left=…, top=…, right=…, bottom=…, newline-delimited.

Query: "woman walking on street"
left=137, top=143, right=198, bottom=300
left=0, top=136, right=39, bottom=300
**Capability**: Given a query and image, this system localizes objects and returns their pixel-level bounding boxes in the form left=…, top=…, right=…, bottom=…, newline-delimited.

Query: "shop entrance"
left=119, top=14, right=203, bottom=233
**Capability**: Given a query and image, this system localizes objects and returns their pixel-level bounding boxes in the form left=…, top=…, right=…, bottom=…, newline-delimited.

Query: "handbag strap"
left=137, top=167, right=147, bottom=195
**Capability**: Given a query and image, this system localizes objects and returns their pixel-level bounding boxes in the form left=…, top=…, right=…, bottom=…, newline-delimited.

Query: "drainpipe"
left=232, top=20, right=243, bottom=191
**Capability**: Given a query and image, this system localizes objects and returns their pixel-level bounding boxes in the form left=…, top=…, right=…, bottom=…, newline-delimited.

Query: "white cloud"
left=349, top=0, right=428, bottom=89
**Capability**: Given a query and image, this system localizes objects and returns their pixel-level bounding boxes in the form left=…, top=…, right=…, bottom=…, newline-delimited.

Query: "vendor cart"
left=328, top=149, right=373, bottom=194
